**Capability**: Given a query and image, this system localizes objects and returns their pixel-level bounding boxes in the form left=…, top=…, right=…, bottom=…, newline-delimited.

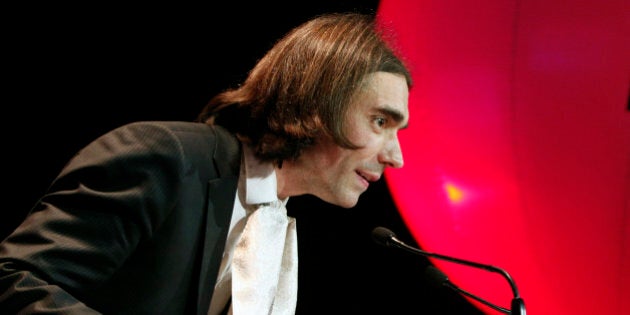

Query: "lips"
left=356, top=170, right=381, bottom=183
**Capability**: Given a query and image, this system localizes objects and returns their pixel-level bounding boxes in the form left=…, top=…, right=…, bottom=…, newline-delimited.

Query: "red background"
left=378, top=0, right=629, bottom=314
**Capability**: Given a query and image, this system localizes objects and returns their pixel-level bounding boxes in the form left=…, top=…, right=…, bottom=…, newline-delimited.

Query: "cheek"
left=358, top=133, right=390, bottom=160
left=320, top=145, right=353, bottom=168
left=310, top=126, right=381, bottom=170
left=305, top=140, right=348, bottom=171
left=347, top=124, right=385, bottom=155
left=344, top=123, right=370, bottom=146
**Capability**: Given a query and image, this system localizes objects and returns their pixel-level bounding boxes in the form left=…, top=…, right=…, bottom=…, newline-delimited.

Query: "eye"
left=374, top=117, right=387, bottom=128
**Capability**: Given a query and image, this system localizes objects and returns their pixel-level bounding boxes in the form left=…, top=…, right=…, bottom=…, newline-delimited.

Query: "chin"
left=332, top=196, right=360, bottom=209
left=315, top=191, right=360, bottom=208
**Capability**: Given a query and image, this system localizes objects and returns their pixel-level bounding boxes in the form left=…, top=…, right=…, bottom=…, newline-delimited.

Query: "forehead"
left=353, top=71, right=410, bottom=125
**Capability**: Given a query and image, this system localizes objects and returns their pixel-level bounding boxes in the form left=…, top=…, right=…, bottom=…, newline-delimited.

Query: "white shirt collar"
left=242, top=145, right=288, bottom=206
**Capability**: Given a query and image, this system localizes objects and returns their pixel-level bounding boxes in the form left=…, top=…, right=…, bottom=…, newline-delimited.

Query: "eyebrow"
left=378, top=106, right=408, bottom=129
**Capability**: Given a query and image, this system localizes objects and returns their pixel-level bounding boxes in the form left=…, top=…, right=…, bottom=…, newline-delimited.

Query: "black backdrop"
left=4, top=1, right=485, bottom=314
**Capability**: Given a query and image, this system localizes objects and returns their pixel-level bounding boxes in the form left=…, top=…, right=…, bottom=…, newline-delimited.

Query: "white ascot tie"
left=231, top=199, right=298, bottom=315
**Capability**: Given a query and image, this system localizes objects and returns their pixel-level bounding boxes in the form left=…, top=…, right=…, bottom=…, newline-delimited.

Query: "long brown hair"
left=197, top=12, right=412, bottom=164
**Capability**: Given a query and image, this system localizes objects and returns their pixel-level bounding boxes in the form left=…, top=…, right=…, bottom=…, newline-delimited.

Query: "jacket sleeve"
left=0, top=122, right=193, bottom=314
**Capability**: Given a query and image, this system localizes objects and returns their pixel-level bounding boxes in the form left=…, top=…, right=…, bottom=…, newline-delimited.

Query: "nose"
left=379, top=135, right=404, bottom=168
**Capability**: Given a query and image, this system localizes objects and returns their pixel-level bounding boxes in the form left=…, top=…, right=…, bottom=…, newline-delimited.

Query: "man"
left=0, top=13, right=411, bottom=314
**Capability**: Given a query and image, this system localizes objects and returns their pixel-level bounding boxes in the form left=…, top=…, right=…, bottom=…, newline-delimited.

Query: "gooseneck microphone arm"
left=372, top=226, right=526, bottom=315
left=425, top=265, right=510, bottom=314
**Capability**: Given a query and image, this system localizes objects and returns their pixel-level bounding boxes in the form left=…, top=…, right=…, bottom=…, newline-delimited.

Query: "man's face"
left=299, top=71, right=409, bottom=208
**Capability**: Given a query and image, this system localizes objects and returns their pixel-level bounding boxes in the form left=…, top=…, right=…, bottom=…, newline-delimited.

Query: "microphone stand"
left=388, top=234, right=526, bottom=315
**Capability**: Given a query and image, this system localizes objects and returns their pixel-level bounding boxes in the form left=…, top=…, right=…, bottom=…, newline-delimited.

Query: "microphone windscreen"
left=371, top=226, right=396, bottom=247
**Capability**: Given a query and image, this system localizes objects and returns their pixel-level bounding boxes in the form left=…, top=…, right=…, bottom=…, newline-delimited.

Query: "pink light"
left=444, top=182, right=465, bottom=204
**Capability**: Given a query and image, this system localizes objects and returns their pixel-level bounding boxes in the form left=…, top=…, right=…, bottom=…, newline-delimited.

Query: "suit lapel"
left=196, top=125, right=241, bottom=315
left=196, top=176, right=238, bottom=315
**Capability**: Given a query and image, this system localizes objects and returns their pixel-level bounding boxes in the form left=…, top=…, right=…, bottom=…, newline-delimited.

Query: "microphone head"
left=371, top=226, right=396, bottom=247
left=425, top=265, right=449, bottom=288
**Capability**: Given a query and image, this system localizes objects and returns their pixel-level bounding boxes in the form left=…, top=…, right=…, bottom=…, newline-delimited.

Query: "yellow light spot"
left=444, top=183, right=464, bottom=203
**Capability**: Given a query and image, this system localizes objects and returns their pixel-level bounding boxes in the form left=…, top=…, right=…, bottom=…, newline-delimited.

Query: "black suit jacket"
left=0, top=121, right=242, bottom=314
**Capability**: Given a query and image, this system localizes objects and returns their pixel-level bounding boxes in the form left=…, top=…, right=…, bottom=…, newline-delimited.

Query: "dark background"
left=4, top=2, right=484, bottom=314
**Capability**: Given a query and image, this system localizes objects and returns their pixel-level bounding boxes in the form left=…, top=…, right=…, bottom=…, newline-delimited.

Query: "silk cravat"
left=230, top=199, right=298, bottom=315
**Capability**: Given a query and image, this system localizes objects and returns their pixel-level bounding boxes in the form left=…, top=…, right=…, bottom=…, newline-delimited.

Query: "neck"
left=274, top=160, right=308, bottom=200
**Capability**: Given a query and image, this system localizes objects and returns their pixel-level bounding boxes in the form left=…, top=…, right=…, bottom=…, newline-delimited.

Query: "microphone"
left=371, top=226, right=526, bottom=315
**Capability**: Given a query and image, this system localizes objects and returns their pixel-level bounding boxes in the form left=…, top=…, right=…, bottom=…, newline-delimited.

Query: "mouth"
left=356, top=170, right=381, bottom=185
